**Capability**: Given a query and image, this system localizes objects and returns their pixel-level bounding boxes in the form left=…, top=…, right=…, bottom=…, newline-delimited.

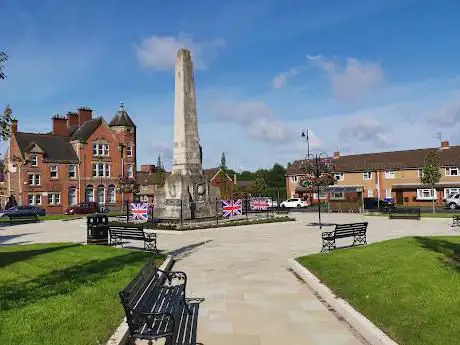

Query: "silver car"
left=444, top=193, right=460, bottom=210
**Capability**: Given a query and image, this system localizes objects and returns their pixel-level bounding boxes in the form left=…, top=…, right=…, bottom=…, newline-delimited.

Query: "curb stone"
left=288, top=259, right=399, bottom=345
left=106, top=255, right=175, bottom=345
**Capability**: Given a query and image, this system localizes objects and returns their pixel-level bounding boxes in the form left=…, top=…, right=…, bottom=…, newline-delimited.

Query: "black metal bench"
left=388, top=207, right=421, bottom=220
left=119, top=260, right=193, bottom=344
left=108, top=225, right=157, bottom=251
left=321, top=222, right=368, bottom=251
left=453, top=215, right=460, bottom=227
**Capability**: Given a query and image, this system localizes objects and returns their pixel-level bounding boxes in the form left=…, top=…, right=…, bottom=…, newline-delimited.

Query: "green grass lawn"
left=0, top=214, right=83, bottom=223
left=0, top=243, right=165, bottom=345
left=298, top=236, right=460, bottom=345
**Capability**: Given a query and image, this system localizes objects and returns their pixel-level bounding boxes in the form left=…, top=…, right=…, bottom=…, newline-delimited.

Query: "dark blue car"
left=1, top=205, right=46, bottom=221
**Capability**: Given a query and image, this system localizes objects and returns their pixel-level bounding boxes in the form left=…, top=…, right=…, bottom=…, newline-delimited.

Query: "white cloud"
left=248, top=117, right=292, bottom=142
left=340, top=117, right=392, bottom=147
left=213, top=100, right=271, bottom=123
left=428, top=101, right=460, bottom=127
left=307, top=54, right=384, bottom=103
left=272, top=67, right=300, bottom=88
left=135, top=34, right=224, bottom=71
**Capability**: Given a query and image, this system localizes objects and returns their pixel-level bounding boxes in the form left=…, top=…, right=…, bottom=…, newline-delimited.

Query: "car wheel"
left=449, top=203, right=457, bottom=210
left=281, top=204, right=286, bottom=208
left=297, top=204, right=301, bottom=208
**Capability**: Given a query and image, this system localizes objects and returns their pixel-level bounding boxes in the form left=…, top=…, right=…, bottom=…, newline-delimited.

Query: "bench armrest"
left=321, top=231, right=334, bottom=238
left=156, top=268, right=187, bottom=286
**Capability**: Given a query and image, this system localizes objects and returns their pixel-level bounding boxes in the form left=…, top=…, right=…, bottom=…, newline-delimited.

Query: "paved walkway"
left=0, top=213, right=457, bottom=344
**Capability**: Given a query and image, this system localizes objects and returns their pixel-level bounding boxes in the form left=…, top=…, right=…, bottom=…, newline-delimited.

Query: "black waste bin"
left=87, top=213, right=109, bottom=245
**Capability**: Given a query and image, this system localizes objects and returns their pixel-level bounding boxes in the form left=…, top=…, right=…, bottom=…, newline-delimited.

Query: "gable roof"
left=286, top=145, right=460, bottom=175
left=14, top=132, right=79, bottom=163
left=109, top=103, right=135, bottom=127
left=71, top=117, right=103, bottom=142
left=203, top=167, right=233, bottom=182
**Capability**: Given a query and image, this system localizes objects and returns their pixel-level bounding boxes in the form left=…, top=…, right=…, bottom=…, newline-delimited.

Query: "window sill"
left=47, top=204, right=62, bottom=207
left=416, top=198, right=436, bottom=201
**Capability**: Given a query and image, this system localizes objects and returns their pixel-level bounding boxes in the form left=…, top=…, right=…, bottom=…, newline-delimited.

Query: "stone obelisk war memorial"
left=153, top=49, right=220, bottom=220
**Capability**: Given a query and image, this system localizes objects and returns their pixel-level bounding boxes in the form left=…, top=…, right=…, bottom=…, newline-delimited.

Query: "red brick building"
left=4, top=103, right=136, bottom=214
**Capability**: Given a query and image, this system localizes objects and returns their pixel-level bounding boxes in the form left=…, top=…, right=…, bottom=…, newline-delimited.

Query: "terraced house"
left=286, top=141, right=460, bottom=209
left=4, top=103, right=137, bottom=214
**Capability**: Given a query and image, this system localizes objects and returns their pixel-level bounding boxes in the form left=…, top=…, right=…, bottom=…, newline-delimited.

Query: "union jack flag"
left=129, top=203, right=149, bottom=221
left=250, top=198, right=269, bottom=210
left=222, top=199, right=242, bottom=218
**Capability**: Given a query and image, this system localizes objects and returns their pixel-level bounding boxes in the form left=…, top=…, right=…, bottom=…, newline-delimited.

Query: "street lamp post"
left=301, top=152, right=334, bottom=229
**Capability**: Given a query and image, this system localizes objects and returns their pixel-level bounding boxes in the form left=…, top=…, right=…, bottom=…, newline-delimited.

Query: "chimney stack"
left=441, top=140, right=450, bottom=150
left=52, top=115, right=68, bottom=136
left=67, top=112, right=79, bottom=128
left=10, top=119, right=18, bottom=135
left=77, top=107, right=93, bottom=126
left=333, top=151, right=340, bottom=159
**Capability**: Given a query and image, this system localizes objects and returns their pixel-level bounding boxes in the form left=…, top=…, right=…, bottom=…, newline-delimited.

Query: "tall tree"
left=220, top=152, right=226, bottom=169
left=253, top=176, right=266, bottom=196
left=0, top=52, right=7, bottom=80
left=1, top=105, right=13, bottom=141
left=420, top=151, right=441, bottom=213
left=157, top=154, right=163, bottom=170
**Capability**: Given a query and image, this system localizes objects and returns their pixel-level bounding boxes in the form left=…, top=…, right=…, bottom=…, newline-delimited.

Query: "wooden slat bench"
left=119, top=260, right=196, bottom=344
left=388, top=207, right=421, bottom=220
left=321, top=222, right=368, bottom=251
left=108, top=225, right=157, bottom=252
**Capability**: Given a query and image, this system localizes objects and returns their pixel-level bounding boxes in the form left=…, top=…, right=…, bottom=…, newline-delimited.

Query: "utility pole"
left=301, top=129, right=310, bottom=157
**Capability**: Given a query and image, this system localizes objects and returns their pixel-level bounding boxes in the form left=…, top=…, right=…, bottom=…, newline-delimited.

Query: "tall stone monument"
left=153, top=49, right=220, bottom=220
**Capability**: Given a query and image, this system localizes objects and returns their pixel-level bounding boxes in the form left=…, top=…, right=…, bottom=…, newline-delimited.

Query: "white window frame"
left=385, top=189, right=392, bottom=199
left=384, top=170, right=395, bottom=179
left=367, top=189, right=374, bottom=197
left=416, top=188, right=437, bottom=200
left=50, top=165, right=58, bottom=179
left=85, top=186, right=94, bottom=202
left=92, top=163, right=111, bottom=177
left=444, top=188, right=460, bottom=198
left=96, top=186, right=105, bottom=204
left=127, top=143, right=133, bottom=157
left=127, top=164, right=134, bottom=178
left=445, top=167, right=459, bottom=176
left=93, top=143, right=110, bottom=157
left=334, top=173, right=344, bottom=181
left=108, top=185, right=116, bottom=204
left=331, top=192, right=345, bottom=200
left=28, top=194, right=41, bottom=205
left=48, top=193, right=61, bottom=205
left=69, top=164, right=77, bottom=179
left=363, top=172, right=372, bottom=180
left=28, top=174, right=41, bottom=186
left=68, top=187, right=77, bottom=205
left=31, top=155, right=38, bottom=167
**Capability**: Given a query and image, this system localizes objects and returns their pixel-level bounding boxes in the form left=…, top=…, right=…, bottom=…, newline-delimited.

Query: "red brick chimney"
left=441, top=141, right=450, bottom=150
left=10, top=119, right=18, bottom=135
left=77, top=107, right=93, bottom=126
left=333, top=151, right=340, bottom=159
left=67, top=112, right=79, bottom=128
left=52, top=115, right=68, bottom=136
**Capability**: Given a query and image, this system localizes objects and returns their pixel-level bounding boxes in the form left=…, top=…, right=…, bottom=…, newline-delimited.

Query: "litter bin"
left=87, top=213, right=109, bottom=245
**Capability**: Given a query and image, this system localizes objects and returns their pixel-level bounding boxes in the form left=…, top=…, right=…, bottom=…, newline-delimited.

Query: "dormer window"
left=31, top=155, right=38, bottom=167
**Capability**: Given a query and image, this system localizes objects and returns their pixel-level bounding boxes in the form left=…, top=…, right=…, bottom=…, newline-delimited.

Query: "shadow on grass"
left=414, top=236, right=460, bottom=271
left=167, top=240, right=212, bottom=261
left=0, top=250, right=152, bottom=311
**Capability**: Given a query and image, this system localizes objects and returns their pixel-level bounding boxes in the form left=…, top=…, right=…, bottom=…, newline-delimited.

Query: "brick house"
left=286, top=141, right=460, bottom=209
left=4, top=103, right=136, bottom=214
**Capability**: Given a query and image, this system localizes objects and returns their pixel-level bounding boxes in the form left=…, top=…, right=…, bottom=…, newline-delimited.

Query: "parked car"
left=443, top=193, right=460, bottom=210
left=64, top=202, right=102, bottom=215
left=363, top=197, right=395, bottom=211
left=280, top=198, right=309, bottom=208
left=265, top=198, right=278, bottom=208
left=0, top=205, right=46, bottom=221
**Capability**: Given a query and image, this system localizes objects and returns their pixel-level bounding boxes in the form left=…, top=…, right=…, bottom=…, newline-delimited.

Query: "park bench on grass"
left=452, top=215, right=460, bottom=227
left=321, top=222, right=368, bottom=252
left=120, top=260, right=201, bottom=345
left=388, top=207, right=421, bottom=220
left=108, top=224, right=157, bottom=252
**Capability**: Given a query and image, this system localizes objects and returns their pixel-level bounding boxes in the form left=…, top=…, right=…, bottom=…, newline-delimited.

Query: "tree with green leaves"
left=157, top=154, right=163, bottom=170
left=420, top=151, right=441, bottom=213
left=1, top=105, right=13, bottom=141
left=253, top=176, right=266, bottom=196
left=220, top=152, right=226, bottom=169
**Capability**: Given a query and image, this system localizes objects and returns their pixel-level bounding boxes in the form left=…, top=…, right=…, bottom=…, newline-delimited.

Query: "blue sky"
left=1, top=0, right=460, bottom=171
